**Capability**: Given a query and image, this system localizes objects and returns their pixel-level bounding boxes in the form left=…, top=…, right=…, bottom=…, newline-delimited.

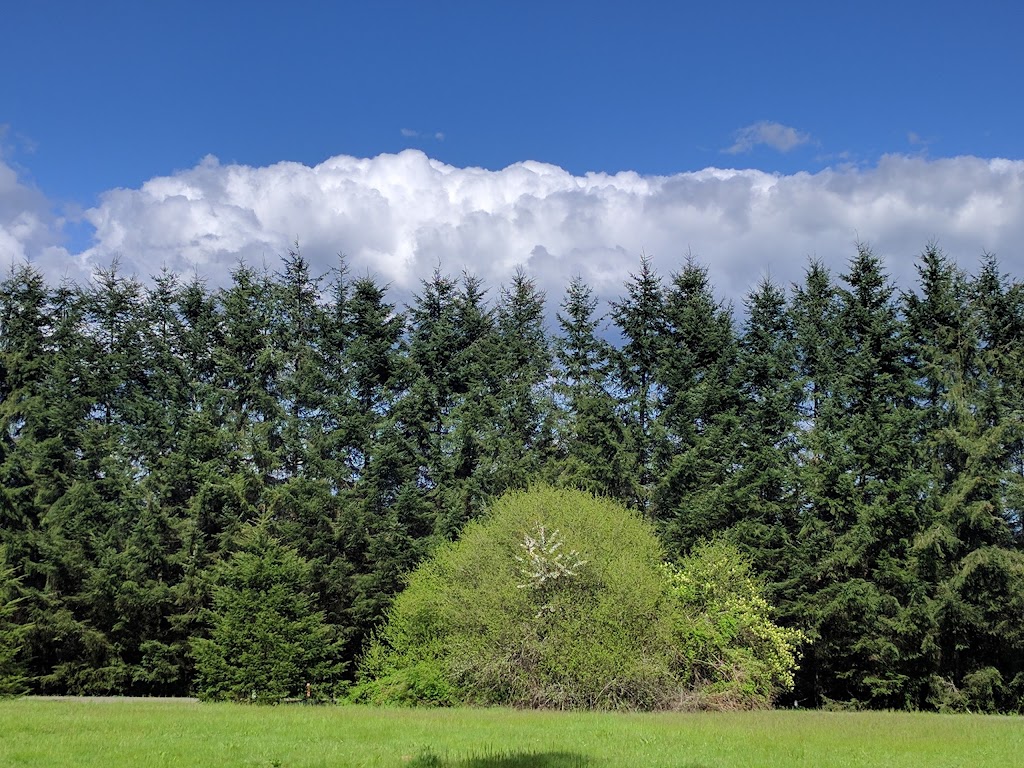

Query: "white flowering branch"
left=514, top=525, right=586, bottom=617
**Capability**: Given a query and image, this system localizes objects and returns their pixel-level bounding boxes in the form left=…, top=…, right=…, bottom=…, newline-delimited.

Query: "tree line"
left=1, top=244, right=1022, bottom=711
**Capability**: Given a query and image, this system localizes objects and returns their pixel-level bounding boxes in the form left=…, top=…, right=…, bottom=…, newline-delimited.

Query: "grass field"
left=0, top=698, right=1021, bottom=768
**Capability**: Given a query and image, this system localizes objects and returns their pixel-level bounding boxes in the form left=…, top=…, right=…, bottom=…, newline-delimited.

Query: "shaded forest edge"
left=0, top=242, right=1022, bottom=712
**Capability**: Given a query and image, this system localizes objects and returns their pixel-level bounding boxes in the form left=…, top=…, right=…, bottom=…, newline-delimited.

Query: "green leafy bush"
left=664, top=541, right=804, bottom=709
left=355, top=486, right=801, bottom=710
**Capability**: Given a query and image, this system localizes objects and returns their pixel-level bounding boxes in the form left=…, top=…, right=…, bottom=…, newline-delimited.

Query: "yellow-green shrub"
left=354, top=487, right=801, bottom=710
left=665, top=541, right=805, bottom=709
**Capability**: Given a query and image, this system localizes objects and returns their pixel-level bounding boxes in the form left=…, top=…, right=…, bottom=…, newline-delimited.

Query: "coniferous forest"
left=1, top=243, right=1023, bottom=712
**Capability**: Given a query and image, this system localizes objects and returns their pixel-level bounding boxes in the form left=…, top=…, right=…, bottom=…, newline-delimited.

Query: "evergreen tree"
left=552, top=276, right=631, bottom=501
left=486, top=269, right=554, bottom=492
left=191, top=518, right=346, bottom=702
left=163, top=274, right=228, bottom=687
left=198, top=263, right=279, bottom=559
left=10, top=278, right=94, bottom=691
left=2, top=248, right=1023, bottom=707
left=315, top=258, right=359, bottom=493
left=443, top=273, right=501, bottom=529
left=0, top=547, right=29, bottom=695
left=972, top=254, right=1024, bottom=540
left=103, top=268, right=195, bottom=694
left=726, top=279, right=804, bottom=597
left=404, top=270, right=498, bottom=535
left=325, top=269, right=416, bottom=670
left=654, top=257, right=740, bottom=547
left=404, top=267, right=462, bottom=510
left=610, top=255, right=665, bottom=511
left=791, top=260, right=841, bottom=424
left=272, top=247, right=327, bottom=482
left=0, top=264, right=51, bottom=589
left=799, top=245, right=926, bottom=708
left=12, top=269, right=135, bottom=692
left=907, top=247, right=1024, bottom=711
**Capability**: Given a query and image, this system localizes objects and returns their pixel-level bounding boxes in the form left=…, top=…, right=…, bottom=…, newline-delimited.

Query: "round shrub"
left=355, top=486, right=800, bottom=710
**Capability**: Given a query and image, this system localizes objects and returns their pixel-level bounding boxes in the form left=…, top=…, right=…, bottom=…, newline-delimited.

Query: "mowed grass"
left=0, top=699, right=1021, bottom=768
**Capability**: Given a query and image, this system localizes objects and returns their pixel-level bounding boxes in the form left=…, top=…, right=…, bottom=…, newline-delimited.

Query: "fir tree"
left=487, top=269, right=554, bottom=492
left=727, top=279, right=804, bottom=597
left=191, top=517, right=346, bottom=702
left=654, top=257, right=740, bottom=546
left=907, top=247, right=1024, bottom=710
left=0, top=546, right=29, bottom=695
left=325, top=269, right=416, bottom=670
left=610, top=254, right=665, bottom=512
left=552, top=276, right=631, bottom=501
left=272, top=247, right=327, bottom=481
left=800, top=245, right=926, bottom=708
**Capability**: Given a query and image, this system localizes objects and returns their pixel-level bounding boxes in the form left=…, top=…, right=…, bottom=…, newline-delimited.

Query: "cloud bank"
left=3, top=150, right=1024, bottom=314
left=0, top=158, right=68, bottom=272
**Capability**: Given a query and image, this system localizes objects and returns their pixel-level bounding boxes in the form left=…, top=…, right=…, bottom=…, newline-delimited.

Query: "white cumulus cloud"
left=4, top=151, right=1024, bottom=314
left=0, top=157, right=78, bottom=278
left=725, top=121, right=813, bottom=155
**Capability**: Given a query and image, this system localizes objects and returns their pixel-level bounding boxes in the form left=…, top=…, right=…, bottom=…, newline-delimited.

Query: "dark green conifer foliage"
left=106, top=269, right=196, bottom=694
left=6, top=277, right=92, bottom=691
left=159, top=275, right=228, bottom=683
left=972, top=254, right=1024, bottom=539
left=0, top=547, right=29, bottom=695
left=22, top=263, right=154, bottom=693
left=341, top=276, right=407, bottom=480
left=610, top=255, right=665, bottom=511
left=191, top=517, right=345, bottom=702
left=800, top=246, right=926, bottom=708
left=726, top=279, right=803, bottom=594
left=487, top=270, right=554, bottom=492
left=791, top=260, right=841, bottom=423
left=314, top=259, right=359, bottom=493
left=907, top=247, right=1024, bottom=711
left=327, top=270, right=417, bottom=667
left=405, top=268, right=462, bottom=501
left=787, top=260, right=844, bottom=701
left=214, top=263, right=283, bottom=489
left=185, top=262, right=281, bottom=595
left=137, top=269, right=190, bottom=470
left=443, top=273, right=501, bottom=529
left=404, top=270, right=499, bottom=534
left=654, top=257, right=740, bottom=546
left=552, top=276, right=632, bottom=502
left=169, top=275, right=226, bottom=511
left=2, top=248, right=1024, bottom=709
left=272, top=248, right=327, bottom=482
left=0, top=264, right=51, bottom=581
left=265, top=251, right=351, bottom=661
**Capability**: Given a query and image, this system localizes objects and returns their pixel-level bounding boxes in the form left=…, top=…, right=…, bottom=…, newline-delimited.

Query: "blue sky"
left=3, top=1, right=1024, bottom=305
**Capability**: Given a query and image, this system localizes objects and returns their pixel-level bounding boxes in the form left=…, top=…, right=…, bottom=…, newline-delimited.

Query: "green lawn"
left=0, top=698, right=1020, bottom=768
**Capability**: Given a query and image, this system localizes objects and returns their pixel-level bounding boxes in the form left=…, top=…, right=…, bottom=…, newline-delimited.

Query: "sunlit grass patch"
left=0, top=698, right=1021, bottom=768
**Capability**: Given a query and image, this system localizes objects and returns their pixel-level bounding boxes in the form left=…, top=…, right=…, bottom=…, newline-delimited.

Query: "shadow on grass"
left=406, top=749, right=593, bottom=767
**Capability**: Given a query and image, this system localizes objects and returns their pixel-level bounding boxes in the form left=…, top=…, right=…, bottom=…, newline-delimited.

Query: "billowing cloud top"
left=3, top=149, right=1024, bottom=311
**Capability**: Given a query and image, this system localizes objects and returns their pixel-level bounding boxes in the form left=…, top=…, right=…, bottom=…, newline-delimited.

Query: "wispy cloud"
left=401, top=128, right=445, bottom=142
left=725, top=121, right=812, bottom=154
left=907, top=131, right=936, bottom=150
